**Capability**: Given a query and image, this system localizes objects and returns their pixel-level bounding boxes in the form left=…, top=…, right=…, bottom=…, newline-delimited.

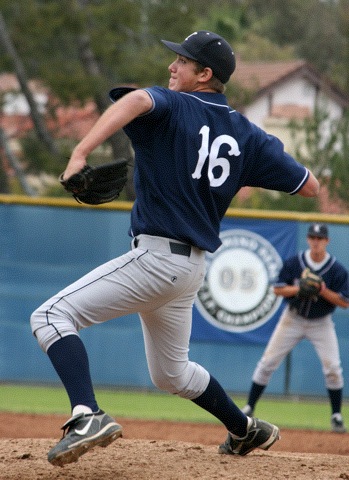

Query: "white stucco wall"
left=242, top=77, right=343, bottom=131
left=2, top=91, right=47, bottom=115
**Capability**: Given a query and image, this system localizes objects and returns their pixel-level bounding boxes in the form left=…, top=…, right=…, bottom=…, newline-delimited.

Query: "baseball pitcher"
left=30, top=31, right=319, bottom=466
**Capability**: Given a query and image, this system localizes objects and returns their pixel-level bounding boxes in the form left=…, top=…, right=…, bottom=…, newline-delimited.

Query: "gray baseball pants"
left=30, top=234, right=210, bottom=399
left=252, top=304, right=344, bottom=390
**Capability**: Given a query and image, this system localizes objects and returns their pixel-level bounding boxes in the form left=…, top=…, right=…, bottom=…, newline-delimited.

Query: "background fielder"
left=30, top=30, right=319, bottom=466
left=240, top=223, right=349, bottom=433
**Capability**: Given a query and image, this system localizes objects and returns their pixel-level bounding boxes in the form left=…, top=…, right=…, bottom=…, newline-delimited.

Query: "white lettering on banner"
left=192, top=125, right=241, bottom=187
left=195, top=229, right=283, bottom=332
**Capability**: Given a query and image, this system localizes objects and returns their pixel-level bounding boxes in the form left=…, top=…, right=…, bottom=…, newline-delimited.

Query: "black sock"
left=47, top=335, right=99, bottom=412
left=192, top=375, right=247, bottom=437
left=328, top=388, right=342, bottom=415
left=247, top=382, right=266, bottom=411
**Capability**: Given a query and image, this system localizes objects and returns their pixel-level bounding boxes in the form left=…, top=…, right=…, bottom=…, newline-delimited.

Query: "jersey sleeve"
left=243, top=124, right=309, bottom=194
left=142, top=87, right=172, bottom=117
left=328, top=262, right=349, bottom=302
left=274, top=256, right=301, bottom=287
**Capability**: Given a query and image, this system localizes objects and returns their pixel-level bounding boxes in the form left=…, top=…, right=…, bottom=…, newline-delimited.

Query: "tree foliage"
left=289, top=108, right=349, bottom=209
left=244, top=0, right=349, bottom=93
left=2, top=0, right=347, bottom=99
left=0, top=0, right=349, bottom=205
left=230, top=187, right=319, bottom=212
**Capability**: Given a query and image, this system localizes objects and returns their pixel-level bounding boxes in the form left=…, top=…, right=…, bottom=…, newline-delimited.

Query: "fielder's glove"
left=298, top=268, right=323, bottom=300
left=59, top=160, right=128, bottom=205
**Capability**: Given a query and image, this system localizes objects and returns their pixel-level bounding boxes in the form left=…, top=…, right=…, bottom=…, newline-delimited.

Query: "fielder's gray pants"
left=252, top=304, right=344, bottom=390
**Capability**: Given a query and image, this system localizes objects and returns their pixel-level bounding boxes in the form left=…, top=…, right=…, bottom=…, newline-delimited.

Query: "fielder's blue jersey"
left=274, top=251, right=349, bottom=318
left=120, top=86, right=309, bottom=252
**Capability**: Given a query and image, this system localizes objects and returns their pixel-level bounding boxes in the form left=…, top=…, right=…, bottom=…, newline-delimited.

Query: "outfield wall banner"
left=192, top=218, right=297, bottom=344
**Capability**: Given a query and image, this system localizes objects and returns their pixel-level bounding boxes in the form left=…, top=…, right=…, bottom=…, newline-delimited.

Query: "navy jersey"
left=121, top=86, right=309, bottom=252
left=275, top=251, right=349, bottom=318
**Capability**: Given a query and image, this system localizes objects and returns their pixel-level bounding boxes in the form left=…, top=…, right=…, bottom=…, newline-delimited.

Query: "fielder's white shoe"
left=331, top=413, right=347, bottom=433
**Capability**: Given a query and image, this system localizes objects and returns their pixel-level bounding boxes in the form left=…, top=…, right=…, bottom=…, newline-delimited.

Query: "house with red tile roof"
left=0, top=72, right=99, bottom=142
left=229, top=60, right=349, bottom=213
left=230, top=59, right=349, bottom=152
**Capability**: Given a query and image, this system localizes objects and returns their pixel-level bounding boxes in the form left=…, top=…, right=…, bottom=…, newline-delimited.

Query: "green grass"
left=1, top=383, right=346, bottom=431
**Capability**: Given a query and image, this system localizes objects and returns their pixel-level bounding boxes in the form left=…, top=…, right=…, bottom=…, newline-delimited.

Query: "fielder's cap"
left=307, top=223, right=329, bottom=238
left=161, top=30, right=236, bottom=84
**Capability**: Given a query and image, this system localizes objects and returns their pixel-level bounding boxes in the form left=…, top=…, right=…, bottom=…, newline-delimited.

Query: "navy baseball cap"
left=307, top=223, right=329, bottom=238
left=161, top=31, right=236, bottom=84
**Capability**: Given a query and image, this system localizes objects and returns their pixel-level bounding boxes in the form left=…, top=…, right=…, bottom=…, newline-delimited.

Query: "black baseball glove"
left=59, top=160, right=128, bottom=205
left=298, top=268, right=323, bottom=300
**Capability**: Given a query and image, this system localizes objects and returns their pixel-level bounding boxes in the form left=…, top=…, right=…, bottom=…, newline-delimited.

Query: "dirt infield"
left=1, top=413, right=349, bottom=479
